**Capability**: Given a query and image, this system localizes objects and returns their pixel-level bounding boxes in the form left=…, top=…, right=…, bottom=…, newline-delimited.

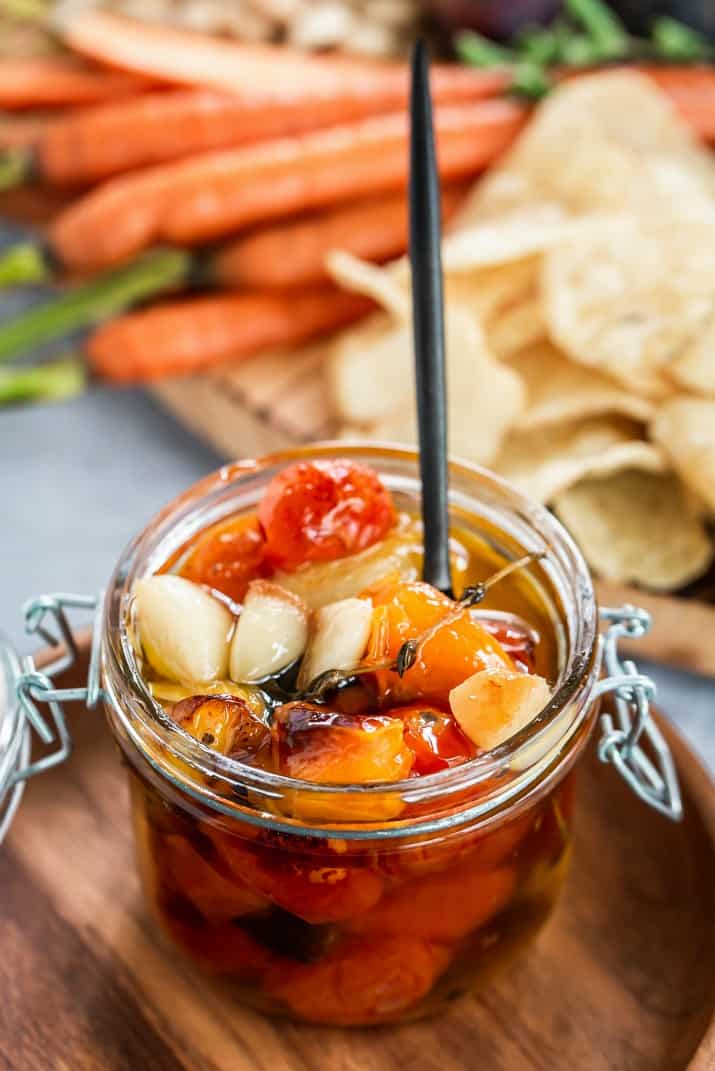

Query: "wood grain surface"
left=1, top=642, right=713, bottom=1071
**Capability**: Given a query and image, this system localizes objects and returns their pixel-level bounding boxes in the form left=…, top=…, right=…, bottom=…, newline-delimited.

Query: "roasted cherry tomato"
left=479, top=615, right=537, bottom=674
left=258, top=459, right=396, bottom=571
left=173, top=694, right=270, bottom=759
left=392, top=702, right=476, bottom=775
left=179, top=514, right=269, bottom=604
left=364, top=578, right=513, bottom=704
left=263, top=935, right=451, bottom=1024
left=272, top=702, right=413, bottom=784
left=210, top=829, right=384, bottom=924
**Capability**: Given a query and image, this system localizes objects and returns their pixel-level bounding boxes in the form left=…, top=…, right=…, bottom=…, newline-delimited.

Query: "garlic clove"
left=134, top=575, right=233, bottom=683
left=229, top=580, right=309, bottom=683
left=297, top=597, right=373, bottom=690
left=449, top=667, right=551, bottom=751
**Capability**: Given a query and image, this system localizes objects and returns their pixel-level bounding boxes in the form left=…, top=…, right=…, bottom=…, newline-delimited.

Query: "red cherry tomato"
left=391, top=702, right=477, bottom=775
left=478, top=615, right=537, bottom=674
left=258, top=459, right=396, bottom=571
left=180, top=515, right=269, bottom=604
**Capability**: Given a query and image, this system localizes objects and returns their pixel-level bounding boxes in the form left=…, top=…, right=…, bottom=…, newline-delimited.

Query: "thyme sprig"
left=296, top=549, right=546, bottom=702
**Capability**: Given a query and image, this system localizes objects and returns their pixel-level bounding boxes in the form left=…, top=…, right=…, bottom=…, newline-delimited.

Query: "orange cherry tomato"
left=210, top=829, right=384, bottom=924
left=159, top=833, right=270, bottom=925
left=349, top=860, right=517, bottom=941
left=390, top=701, right=476, bottom=775
left=364, top=578, right=513, bottom=704
left=263, top=935, right=452, bottom=1024
left=172, top=694, right=270, bottom=759
left=272, top=702, right=413, bottom=784
left=258, top=459, right=396, bottom=571
left=180, top=514, right=269, bottom=604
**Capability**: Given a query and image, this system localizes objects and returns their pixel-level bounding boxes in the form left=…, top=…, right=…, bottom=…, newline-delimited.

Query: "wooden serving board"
left=151, top=355, right=715, bottom=679
left=1, top=640, right=714, bottom=1071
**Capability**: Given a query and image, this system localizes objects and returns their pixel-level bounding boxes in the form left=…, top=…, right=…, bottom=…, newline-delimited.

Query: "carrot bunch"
left=1, top=10, right=714, bottom=401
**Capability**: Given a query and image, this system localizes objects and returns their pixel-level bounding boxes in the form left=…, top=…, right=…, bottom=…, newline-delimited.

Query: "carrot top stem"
left=0, top=246, right=190, bottom=364
left=0, top=241, right=50, bottom=287
left=0, top=355, right=86, bottom=406
left=0, top=147, right=33, bottom=191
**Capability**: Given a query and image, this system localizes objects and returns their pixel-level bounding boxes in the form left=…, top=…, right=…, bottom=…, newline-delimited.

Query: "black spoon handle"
left=409, top=39, right=453, bottom=598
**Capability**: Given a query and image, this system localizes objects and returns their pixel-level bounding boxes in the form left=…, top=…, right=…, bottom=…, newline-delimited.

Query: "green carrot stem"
left=0, top=247, right=191, bottom=365
left=0, top=241, right=49, bottom=287
left=455, top=31, right=517, bottom=69
left=565, top=0, right=630, bottom=59
left=651, top=16, right=712, bottom=62
left=0, top=147, right=33, bottom=192
left=0, top=356, right=86, bottom=406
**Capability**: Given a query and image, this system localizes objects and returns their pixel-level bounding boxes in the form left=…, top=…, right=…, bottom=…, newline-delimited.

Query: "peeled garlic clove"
left=134, top=575, right=233, bottom=683
left=229, top=580, right=309, bottom=683
left=297, top=597, right=373, bottom=690
left=449, top=667, right=551, bottom=751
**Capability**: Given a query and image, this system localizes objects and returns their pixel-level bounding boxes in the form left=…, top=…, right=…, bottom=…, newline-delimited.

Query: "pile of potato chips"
left=326, top=71, right=715, bottom=593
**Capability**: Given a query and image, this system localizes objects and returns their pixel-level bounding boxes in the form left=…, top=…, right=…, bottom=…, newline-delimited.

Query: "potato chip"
left=326, top=250, right=409, bottom=319
left=651, top=397, right=715, bottom=513
left=445, top=258, right=538, bottom=325
left=440, top=205, right=613, bottom=272
left=508, top=343, right=655, bottom=430
left=493, top=416, right=665, bottom=503
left=667, top=315, right=715, bottom=395
left=348, top=304, right=525, bottom=467
left=486, top=295, right=546, bottom=360
left=329, top=311, right=411, bottom=426
left=543, top=216, right=715, bottom=387
left=457, top=72, right=715, bottom=223
left=553, top=469, right=713, bottom=591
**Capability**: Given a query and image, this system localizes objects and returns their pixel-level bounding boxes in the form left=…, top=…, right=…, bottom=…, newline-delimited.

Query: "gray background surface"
left=1, top=386, right=713, bottom=778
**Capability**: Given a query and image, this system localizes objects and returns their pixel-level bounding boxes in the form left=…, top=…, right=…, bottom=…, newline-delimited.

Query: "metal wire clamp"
left=594, top=606, right=682, bottom=822
left=11, top=592, right=105, bottom=788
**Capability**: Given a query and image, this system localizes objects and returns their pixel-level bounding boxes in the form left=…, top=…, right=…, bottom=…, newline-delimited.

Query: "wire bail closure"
left=594, top=605, right=682, bottom=822
left=12, top=592, right=105, bottom=788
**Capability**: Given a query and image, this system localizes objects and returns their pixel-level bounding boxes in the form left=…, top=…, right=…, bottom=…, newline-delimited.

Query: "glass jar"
left=2, top=443, right=682, bottom=1026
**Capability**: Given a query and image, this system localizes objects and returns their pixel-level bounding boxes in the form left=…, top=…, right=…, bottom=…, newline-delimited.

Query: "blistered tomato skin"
left=365, top=578, right=514, bottom=704
left=258, top=459, right=396, bottom=571
left=272, top=702, right=414, bottom=784
left=172, top=694, right=270, bottom=758
left=179, top=515, right=269, bottom=604
left=392, top=702, right=477, bottom=775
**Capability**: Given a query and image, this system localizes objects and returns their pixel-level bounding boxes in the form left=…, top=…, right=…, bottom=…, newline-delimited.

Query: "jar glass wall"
left=101, top=444, right=601, bottom=1025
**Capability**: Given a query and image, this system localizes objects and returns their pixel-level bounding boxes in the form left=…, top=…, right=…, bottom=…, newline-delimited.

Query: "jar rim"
left=101, top=442, right=601, bottom=836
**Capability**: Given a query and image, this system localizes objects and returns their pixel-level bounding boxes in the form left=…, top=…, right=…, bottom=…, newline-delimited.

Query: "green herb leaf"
left=511, top=60, right=553, bottom=99
left=651, top=15, right=712, bottom=62
left=565, top=0, right=630, bottom=59
left=455, top=30, right=517, bottom=68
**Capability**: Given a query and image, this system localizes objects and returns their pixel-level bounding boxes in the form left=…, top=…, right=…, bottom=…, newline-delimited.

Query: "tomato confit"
left=128, top=458, right=574, bottom=1024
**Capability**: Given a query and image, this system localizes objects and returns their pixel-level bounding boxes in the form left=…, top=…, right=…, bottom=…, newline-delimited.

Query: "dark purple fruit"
left=426, top=0, right=561, bottom=39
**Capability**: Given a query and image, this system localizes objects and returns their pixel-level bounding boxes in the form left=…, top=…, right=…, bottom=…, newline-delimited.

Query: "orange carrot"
left=62, top=10, right=511, bottom=103
left=24, top=73, right=509, bottom=187
left=86, top=287, right=373, bottom=383
left=50, top=99, right=526, bottom=271
left=637, top=66, right=715, bottom=142
left=213, top=185, right=468, bottom=290
left=0, top=113, right=55, bottom=150
left=0, top=56, right=156, bottom=111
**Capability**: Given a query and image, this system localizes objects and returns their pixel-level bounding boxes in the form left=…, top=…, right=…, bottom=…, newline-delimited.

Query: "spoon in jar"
left=409, top=39, right=454, bottom=599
